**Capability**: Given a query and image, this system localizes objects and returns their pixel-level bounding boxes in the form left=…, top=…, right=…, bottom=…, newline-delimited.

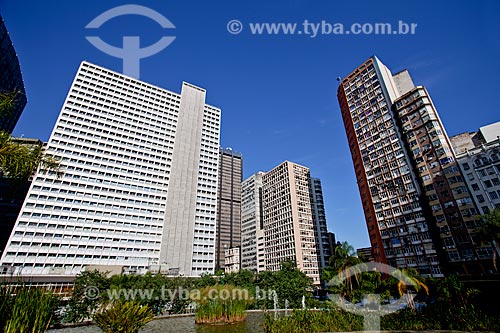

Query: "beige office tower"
left=262, top=161, right=321, bottom=285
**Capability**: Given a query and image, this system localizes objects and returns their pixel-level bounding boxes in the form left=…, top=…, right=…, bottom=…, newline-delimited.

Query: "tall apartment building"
left=262, top=161, right=327, bottom=285
left=454, top=124, right=500, bottom=215
left=394, top=86, right=490, bottom=274
left=241, top=172, right=266, bottom=272
left=0, top=61, right=221, bottom=276
left=338, top=56, right=442, bottom=276
left=215, top=148, right=242, bottom=271
left=0, top=14, right=27, bottom=133
left=338, top=56, right=494, bottom=276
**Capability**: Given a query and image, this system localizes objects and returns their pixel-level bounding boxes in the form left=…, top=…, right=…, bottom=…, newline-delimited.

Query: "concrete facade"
left=395, top=86, right=491, bottom=275
left=240, top=172, right=265, bottom=272
left=0, top=62, right=220, bottom=276
left=262, top=161, right=322, bottom=285
left=456, top=140, right=500, bottom=216
left=338, top=56, right=441, bottom=276
left=338, top=56, right=495, bottom=276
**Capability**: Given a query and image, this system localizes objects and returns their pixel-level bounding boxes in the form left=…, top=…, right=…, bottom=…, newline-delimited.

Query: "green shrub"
left=4, top=287, right=59, bottom=333
left=0, top=285, right=14, bottom=329
left=264, top=303, right=500, bottom=332
left=194, top=285, right=249, bottom=324
left=263, top=309, right=363, bottom=333
left=93, top=300, right=154, bottom=333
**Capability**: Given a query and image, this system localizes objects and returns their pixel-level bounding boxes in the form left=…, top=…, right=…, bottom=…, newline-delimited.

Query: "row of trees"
left=65, top=259, right=312, bottom=323
left=8, top=207, right=497, bottom=328
left=323, top=241, right=430, bottom=308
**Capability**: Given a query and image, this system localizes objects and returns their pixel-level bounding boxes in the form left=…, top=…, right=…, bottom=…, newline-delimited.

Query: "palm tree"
left=0, top=91, right=62, bottom=180
left=0, top=90, right=18, bottom=119
left=0, top=132, right=62, bottom=180
left=477, top=209, right=500, bottom=271
left=324, top=241, right=364, bottom=294
left=394, top=268, right=428, bottom=310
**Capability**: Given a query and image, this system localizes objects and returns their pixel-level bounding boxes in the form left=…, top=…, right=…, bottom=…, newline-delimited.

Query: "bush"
left=0, top=285, right=14, bottom=329
left=194, top=285, right=249, bottom=324
left=263, top=309, right=363, bottom=333
left=264, top=303, right=500, bottom=332
left=4, top=287, right=59, bottom=333
left=64, top=270, right=110, bottom=323
left=93, top=300, right=154, bottom=333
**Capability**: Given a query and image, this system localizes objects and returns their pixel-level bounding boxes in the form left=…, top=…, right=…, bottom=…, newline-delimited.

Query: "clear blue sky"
left=1, top=0, right=499, bottom=250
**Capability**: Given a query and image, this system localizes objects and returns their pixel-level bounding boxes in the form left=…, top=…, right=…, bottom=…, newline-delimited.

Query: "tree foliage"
left=255, top=260, right=311, bottom=309
left=477, top=209, right=500, bottom=271
left=64, top=270, right=111, bottom=323
left=0, top=90, right=18, bottom=119
left=93, top=300, right=154, bottom=333
left=0, top=91, right=62, bottom=181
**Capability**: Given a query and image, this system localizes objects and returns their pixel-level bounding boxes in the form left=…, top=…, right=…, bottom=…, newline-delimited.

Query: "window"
left=471, top=183, right=480, bottom=191
left=443, top=237, right=455, bottom=246
left=443, top=201, right=454, bottom=208
left=489, top=191, right=499, bottom=200
left=477, top=194, right=485, bottom=203
left=431, top=204, right=441, bottom=212
left=448, top=251, right=460, bottom=261
left=462, top=162, right=470, bottom=170
left=484, top=180, right=493, bottom=188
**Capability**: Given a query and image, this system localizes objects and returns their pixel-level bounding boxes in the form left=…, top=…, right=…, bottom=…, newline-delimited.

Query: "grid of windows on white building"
left=457, top=141, right=500, bottom=214
left=0, top=61, right=220, bottom=276
left=240, top=172, right=265, bottom=273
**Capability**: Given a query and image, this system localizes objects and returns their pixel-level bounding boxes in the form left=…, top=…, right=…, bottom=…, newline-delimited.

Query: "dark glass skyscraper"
left=0, top=14, right=27, bottom=133
left=0, top=138, right=42, bottom=255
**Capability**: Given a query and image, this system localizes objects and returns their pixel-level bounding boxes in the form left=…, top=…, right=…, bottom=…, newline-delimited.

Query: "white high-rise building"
left=0, top=61, right=221, bottom=277
left=240, top=172, right=265, bottom=272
